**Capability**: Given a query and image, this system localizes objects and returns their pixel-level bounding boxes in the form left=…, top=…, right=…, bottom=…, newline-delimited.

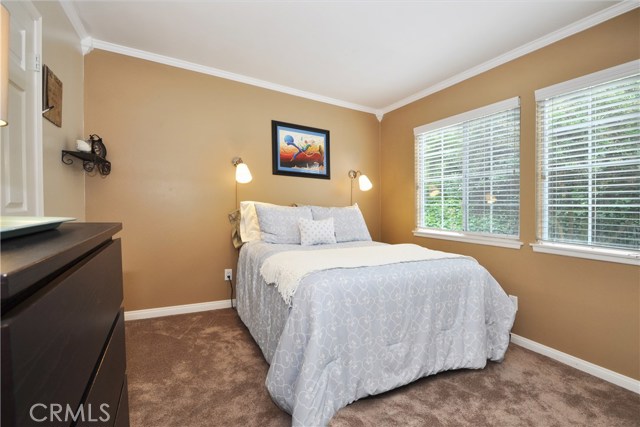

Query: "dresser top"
left=1, top=222, right=122, bottom=309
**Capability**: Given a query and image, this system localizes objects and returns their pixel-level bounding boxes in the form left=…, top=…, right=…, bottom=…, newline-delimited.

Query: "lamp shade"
left=235, top=162, right=252, bottom=183
left=0, top=5, right=9, bottom=127
left=358, top=174, right=373, bottom=191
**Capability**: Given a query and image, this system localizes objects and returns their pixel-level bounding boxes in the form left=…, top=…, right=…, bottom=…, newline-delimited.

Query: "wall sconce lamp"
left=0, top=5, right=10, bottom=127
left=232, top=157, right=252, bottom=208
left=232, top=157, right=252, bottom=184
left=348, top=169, right=372, bottom=205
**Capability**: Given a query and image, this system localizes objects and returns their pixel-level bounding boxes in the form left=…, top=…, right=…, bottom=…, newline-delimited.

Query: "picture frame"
left=272, top=120, right=330, bottom=179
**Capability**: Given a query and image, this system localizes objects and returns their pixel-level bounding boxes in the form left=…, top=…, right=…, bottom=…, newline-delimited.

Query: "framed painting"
left=272, top=120, right=330, bottom=179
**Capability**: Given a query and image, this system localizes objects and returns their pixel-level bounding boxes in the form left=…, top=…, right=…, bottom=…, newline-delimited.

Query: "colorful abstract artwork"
left=272, top=120, right=330, bottom=179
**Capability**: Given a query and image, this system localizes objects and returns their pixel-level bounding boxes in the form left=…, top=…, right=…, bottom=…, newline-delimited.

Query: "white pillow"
left=240, top=201, right=275, bottom=242
left=310, top=203, right=372, bottom=242
left=299, top=217, right=337, bottom=246
left=255, top=204, right=313, bottom=244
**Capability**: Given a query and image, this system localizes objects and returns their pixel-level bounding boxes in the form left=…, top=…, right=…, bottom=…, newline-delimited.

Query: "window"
left=535, top=61, right=639, bottom=264
left=414, top=97, right=521, bottom=248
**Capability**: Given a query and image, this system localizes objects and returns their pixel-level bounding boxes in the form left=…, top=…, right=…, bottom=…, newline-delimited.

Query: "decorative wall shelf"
left=61, top=150, right=111, bottom=176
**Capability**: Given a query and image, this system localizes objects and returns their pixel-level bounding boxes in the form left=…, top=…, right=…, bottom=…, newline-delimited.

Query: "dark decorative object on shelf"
left=88, top=134, right=107, bottom=158
left=62, top=134, right=111, bottom=176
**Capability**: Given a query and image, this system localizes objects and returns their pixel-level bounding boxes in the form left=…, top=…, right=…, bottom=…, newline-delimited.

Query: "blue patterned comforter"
left=236, top=241, right=516, bottom=426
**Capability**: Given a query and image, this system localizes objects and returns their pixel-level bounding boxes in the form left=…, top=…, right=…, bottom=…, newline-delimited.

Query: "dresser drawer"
left=114, top=378, right=130, bottom=427
left=77, top=309, right=126, bottom=427
left=1, top=239, right=123, bottom=427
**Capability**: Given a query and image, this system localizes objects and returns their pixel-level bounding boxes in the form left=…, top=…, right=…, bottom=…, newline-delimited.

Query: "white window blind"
left=536, top=61, right=640, bottom=252
left=415, top=97, right=520, bottom=239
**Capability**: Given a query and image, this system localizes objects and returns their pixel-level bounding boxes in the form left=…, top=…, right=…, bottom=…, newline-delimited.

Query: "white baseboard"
left=510, top=333, right=639, bottom=394
left=124, top=299, right=235, bottom=321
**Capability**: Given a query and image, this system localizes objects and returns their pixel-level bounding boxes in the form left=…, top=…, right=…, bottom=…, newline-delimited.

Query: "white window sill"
left=531, top=242, right=640, bottom=266
left=413, top=229, right=523, bottom=249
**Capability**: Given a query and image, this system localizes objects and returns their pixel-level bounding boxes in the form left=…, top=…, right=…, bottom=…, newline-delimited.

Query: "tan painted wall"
left=380, top=10, right=640, bottom=380
left=84, top=50, right=380, bottom=312
left=35, top=1, right=85, bottom=219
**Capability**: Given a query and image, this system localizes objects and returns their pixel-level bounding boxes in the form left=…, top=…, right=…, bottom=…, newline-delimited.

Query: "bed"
left=235, top=202, right=516, bottom=426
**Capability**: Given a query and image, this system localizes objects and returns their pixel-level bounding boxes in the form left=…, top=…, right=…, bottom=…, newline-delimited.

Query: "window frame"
left=533, top=60, right=640, bottom=265
left=413, top=97, right=523, bottom=250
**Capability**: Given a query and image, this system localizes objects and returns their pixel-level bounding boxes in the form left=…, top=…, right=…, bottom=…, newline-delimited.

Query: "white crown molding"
left=58, top=0, right=636, bottom=117
left=90, top=38, right=380, bottom=116
left=80, top=36, right=93, bottom=55
left=58, top=0, right=88, bottom=40
left=511, top=333, right=640, bottom=394
left=380, top=0, right=640, bottom=115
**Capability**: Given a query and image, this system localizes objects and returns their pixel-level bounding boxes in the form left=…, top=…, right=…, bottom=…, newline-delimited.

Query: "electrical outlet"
left=224, top=269, right=232, bottom=281
left=509, top=295, right=518, bottom=311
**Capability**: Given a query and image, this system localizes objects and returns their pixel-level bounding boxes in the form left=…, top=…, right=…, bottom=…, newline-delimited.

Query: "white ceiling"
left=64, top=0, right=634, bottom=115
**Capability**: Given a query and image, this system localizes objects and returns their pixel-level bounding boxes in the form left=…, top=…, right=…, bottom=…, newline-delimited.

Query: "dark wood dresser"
left=1, top=223, right=129, bottom=427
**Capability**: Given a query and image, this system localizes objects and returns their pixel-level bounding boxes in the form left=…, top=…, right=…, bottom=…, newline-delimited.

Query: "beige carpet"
left=125, top=309, right=639, bottom=427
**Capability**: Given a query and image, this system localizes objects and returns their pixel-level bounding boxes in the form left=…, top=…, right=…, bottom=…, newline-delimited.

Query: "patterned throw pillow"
left=298, top=217, right=337, bottom=246
left=255, top=204, right=313, bottom=244
left=310, top=204, right=372, bottom=242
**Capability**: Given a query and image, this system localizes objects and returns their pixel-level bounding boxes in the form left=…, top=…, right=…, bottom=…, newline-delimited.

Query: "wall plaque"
left=42, top=65, right=62, bottom=127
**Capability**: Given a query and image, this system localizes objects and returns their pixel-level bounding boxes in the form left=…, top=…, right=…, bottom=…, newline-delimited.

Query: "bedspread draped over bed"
left=237, top=241, right=516, bottom=427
